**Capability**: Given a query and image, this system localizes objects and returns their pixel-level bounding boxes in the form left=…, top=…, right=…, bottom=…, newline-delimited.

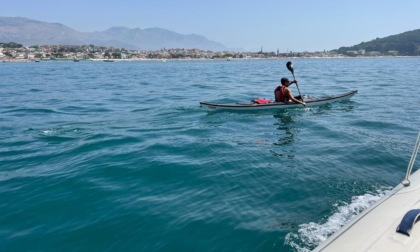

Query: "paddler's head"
left=281, top=77, right=290, bottom=86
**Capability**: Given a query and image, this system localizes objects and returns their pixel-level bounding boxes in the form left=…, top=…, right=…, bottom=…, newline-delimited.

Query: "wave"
left=284, top=188, right=391, bottom=251
left=5, top=108, right=60, bottom=114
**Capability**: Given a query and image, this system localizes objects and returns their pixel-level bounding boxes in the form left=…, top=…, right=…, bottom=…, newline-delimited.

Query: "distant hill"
left=335, top=29, right=420, bottom=56
left=0, top=17, right=227, bottom=51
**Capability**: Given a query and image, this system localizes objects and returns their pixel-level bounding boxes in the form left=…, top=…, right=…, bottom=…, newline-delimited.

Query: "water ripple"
left=1, top=58, right=420, bottom=252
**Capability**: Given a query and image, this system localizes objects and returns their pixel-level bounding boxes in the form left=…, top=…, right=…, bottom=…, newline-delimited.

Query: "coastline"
left=2, top=55, right=420, bottom=63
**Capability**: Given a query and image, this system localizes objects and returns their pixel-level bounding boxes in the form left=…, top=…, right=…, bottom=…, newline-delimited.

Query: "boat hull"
left=200, top=90, right=357, bottom=111
left=312, top=132, right=420, bottom=252
left=312, top=169, right=420, bottom=252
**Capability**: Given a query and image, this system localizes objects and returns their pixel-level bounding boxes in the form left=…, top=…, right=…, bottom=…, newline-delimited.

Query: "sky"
left=1, top=0, right=419, bottom=52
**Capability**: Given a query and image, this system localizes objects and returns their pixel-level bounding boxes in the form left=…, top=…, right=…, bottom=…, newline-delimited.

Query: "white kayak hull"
left=200, top=90, right=357, bottom=111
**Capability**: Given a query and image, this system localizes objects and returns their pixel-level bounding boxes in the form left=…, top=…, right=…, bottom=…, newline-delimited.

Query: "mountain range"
left=0, top=17, right=227, bottom=51
left=2, top=17, right=419, bottom=55
left=335, top=29, right=420, bottom=56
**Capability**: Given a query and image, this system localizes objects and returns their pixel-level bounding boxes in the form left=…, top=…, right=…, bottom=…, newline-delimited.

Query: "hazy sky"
left=1, top=0, right=419, bottom=52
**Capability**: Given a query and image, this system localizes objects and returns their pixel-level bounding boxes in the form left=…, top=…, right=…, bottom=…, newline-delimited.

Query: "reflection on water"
left=273, top=111, right=299, bottom=146
left=269, top=109, right=313, bottom=182
left=270, top=101, right=355, bottom=162
left=308, top=100, right=356, bottom=116
left=270, top=110, right=300, bottom=166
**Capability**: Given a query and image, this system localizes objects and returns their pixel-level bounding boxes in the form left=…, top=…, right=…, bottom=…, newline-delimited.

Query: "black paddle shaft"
left=285, top=61, right=303, bottom=102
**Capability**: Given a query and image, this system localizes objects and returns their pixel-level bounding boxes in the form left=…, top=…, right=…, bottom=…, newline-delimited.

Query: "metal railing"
left=401, top=131, right=420, bottom=187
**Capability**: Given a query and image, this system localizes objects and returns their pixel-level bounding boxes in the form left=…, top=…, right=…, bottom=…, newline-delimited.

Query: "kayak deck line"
left=200, top=90, right=357, bottom=111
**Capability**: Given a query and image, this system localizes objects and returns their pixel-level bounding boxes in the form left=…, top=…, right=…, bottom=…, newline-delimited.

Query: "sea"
left=1, top=57, right=419, bottom=252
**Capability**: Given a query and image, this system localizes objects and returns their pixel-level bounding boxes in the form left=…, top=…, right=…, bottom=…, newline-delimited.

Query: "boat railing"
left=401, top=131, right=420, bottom=187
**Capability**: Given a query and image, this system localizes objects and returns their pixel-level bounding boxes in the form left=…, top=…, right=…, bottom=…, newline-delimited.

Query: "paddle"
left=286, top=61, right=304, bottom=102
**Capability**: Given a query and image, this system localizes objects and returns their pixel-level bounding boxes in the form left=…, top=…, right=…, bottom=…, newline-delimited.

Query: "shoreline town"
left=0, top=44, right=414, bottom=62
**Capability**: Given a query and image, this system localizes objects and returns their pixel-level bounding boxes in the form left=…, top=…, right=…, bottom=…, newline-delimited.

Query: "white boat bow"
left=313, top=131, right=420, bottom=252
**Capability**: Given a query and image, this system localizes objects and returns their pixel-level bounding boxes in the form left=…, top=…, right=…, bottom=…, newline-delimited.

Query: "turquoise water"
left=1, top=58, right=419, bottom=252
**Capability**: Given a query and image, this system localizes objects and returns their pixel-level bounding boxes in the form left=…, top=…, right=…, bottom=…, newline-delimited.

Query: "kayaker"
left=274, top=77, right=306, bottom=106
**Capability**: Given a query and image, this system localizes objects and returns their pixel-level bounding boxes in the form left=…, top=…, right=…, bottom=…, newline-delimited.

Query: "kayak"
left=200, top=90, right=357, bottom=111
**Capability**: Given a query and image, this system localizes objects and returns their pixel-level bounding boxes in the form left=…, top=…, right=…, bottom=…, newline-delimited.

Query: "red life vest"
left=274, top=86, right=287, bottom=102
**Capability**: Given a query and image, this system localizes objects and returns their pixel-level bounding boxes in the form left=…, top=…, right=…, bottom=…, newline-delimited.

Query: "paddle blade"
left=286, top=61, right=294, bottom=74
